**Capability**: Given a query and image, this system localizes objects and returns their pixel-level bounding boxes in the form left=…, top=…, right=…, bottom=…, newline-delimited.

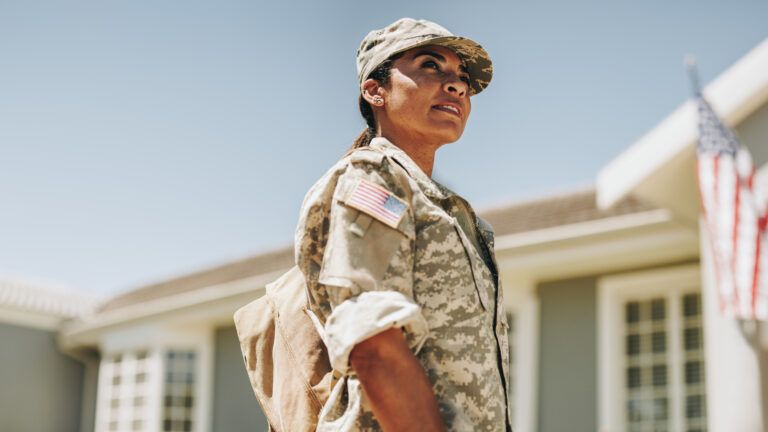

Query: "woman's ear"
left=361, top=79, right=385, bottom=106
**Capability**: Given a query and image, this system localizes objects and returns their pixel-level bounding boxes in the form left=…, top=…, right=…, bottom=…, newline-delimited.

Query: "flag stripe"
left=732, top=161, right=742, bottom=316
left=752, top=232, right=760, bottom=319
left=351, top=196, right=384, bottom=208
left=359, top=181, right=388, bottom=195
left=349, top=192, right=399, bottom=219
left=358, top=183, right=388, bottom=200
left=697, top=159, right=727, bottom=314
left=712, top=155, right=730, bottom=314
left=355, top=189, right=388, bottom=206
left=348, top=196, right=400, bottom=222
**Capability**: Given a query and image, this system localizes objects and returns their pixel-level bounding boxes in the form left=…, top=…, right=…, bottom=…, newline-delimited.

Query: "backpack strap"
left=304, top=307, right=328, bottom=347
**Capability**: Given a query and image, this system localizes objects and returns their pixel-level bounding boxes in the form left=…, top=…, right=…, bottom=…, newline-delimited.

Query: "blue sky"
left=1, top=0, right=766, bottom=296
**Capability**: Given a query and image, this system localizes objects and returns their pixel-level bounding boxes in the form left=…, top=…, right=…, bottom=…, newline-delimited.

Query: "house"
left=4, top=37, right=767, bottom=432
left=595, top=37, right=768, bottom=432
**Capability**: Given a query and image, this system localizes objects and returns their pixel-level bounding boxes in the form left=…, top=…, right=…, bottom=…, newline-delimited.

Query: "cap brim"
left=392, top=35, right=493, bottom=95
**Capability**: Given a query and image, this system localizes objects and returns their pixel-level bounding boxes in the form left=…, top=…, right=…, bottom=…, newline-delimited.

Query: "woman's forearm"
left=350, top=328, right=446, bottom=432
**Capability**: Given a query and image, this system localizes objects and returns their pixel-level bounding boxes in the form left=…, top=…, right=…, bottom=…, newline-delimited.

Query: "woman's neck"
left=377, top=130, right=440, bottom=178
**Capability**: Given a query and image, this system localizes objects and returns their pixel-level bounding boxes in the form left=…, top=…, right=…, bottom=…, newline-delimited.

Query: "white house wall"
left=699, top=219, right=766, bottom=432
left=736, top=100, right=768, bottom=167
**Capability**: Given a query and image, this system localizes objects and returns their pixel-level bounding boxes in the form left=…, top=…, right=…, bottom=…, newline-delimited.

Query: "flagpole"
left=684, top=54, right=702, bottom=97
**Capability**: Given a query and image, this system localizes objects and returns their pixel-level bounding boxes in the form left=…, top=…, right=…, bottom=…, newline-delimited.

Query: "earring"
left=372, top=96, right=384, bottom=106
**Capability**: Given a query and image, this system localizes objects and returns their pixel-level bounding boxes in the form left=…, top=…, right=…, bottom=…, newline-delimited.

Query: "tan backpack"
left=233, top=266, right=336, bottom=432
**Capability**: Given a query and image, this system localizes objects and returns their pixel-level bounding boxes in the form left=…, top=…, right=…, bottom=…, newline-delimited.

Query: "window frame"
left=161, top=349, right=200, bottom=432
left=95, top=349, right=161, bottom=432
left=94, top=326, right=213, bottom=432
left=597, top=263, right=704, bottom=432
left=502, top=276, right=540, bottom=432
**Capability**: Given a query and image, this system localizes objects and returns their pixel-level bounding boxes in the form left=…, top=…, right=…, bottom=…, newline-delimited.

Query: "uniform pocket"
left=448, top=217, right=489, bottom=311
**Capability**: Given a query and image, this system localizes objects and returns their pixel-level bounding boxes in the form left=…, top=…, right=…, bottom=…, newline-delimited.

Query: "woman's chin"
left=427, top=127, right=464, bottom=145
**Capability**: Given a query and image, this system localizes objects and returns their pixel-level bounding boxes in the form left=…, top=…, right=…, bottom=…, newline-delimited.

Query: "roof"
left=481, top=187, right=656, bottom=236
left=0, top=277, right=100, bottom=319
left=96, top=186, right=657, bottom=314
left=98, top=246, right=295, bottom=313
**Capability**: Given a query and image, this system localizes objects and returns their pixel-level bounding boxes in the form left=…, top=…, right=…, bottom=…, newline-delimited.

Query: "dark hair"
left=346, top=52, right=404, bottom=154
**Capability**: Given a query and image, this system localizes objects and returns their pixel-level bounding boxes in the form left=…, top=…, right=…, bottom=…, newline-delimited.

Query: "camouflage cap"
left=356, top=18, right=493, bottom=95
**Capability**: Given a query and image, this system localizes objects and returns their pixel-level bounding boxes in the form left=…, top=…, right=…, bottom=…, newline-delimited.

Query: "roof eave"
left=59, top=269, right=285, bottom=350
left=496, top=208, right=700, bottom=283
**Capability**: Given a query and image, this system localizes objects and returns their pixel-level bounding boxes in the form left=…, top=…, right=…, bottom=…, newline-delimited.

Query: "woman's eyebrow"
left=412, top=49, right=469, bottom=74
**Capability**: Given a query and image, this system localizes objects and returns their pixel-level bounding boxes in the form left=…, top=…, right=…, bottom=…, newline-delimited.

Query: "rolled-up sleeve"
left=324, top=291, right=428, bottom=373
left=317, top=159, right=427, bottom=374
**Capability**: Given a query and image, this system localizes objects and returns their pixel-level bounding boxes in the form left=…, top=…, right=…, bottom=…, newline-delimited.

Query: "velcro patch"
left=345, top=179, right=408, bottom=229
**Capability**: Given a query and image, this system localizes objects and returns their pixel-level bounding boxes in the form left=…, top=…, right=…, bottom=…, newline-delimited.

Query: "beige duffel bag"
left=233, top=266, right=336, bottom=432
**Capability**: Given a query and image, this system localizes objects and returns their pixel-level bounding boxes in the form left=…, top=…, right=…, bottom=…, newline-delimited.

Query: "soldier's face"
left=380, top=45, right=472, bottom=145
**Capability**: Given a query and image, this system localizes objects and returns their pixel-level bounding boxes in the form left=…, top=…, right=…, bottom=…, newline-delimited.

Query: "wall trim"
left=503, top=277, right=539, bottom=432
left=0, top=305, right=64, bottom=331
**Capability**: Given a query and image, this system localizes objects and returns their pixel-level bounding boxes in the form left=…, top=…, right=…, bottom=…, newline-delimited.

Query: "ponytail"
left=351, top=127, right=376, bottom=150
left=343, top=127, right=375, bottom=158
left=344, top=94, right=378, bottom=157
left=344, top=52, right=404, bottom=157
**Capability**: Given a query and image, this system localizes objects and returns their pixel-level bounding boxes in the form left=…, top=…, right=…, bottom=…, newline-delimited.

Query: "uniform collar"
left=368, top=137, right=499, bottom=281
left=368, top=137, right=457, bottom=202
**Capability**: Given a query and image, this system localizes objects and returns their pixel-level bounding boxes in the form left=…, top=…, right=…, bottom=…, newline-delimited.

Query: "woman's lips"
left=432, top=104, right=461, bottom=118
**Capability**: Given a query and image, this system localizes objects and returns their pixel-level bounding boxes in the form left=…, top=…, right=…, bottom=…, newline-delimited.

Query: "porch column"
left=700, top=218, right=765, bottom=431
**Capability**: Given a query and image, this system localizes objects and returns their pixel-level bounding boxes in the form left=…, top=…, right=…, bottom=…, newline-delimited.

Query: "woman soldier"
left=295, top=18, right=511, bottom=432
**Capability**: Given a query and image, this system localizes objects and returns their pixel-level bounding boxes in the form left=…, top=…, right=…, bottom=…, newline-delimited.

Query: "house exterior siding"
left=212, top=326, right=269, bottom=432
left=0, top=321, right=84, bottom=432
left=537, top=277, right=598, bottom=432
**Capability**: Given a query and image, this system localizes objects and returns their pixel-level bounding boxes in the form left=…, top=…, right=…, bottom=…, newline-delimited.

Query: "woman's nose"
left=443, top=76, right=468, bottom=97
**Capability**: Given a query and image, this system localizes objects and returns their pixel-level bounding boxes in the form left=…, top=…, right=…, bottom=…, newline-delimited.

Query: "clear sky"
left=1, top=0, right=766, bottom=297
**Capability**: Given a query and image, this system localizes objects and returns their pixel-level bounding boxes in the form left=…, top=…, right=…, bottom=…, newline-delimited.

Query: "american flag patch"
left=345, top=179, right=408, bottom=229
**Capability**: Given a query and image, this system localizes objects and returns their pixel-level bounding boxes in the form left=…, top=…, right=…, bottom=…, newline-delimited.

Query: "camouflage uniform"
left=295, top=137, right=511, bottom=431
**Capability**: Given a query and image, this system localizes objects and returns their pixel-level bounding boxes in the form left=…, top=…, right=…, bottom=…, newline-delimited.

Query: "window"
left=599, top=265, right=707, bottom=432
left=681, top=293, right=707, bottom=432
left=624, top=298, right=671, bottom=431
left=96, top=347, right=201, bottom=432
left=96, top=351, right=152, bottom=432
left=162, top=350, right=197, bottom=432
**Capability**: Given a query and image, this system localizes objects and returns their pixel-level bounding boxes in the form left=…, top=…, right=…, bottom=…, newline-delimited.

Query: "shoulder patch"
left=345, top=179, right=409, bottom=229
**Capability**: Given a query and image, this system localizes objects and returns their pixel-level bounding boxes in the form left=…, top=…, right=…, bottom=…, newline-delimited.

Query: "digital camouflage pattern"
left=294, top=137, right=511, bottom=431
left=356, top=18, right=493, bottom=96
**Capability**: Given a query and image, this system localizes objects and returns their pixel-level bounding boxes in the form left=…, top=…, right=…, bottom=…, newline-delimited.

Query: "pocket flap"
left=449, top=219, right=490, bottom=310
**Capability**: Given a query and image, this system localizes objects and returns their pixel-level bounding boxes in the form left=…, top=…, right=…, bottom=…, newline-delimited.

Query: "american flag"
left=346, top=179, right=408, bottom=229
left=695, top=91, right=768, bottom=320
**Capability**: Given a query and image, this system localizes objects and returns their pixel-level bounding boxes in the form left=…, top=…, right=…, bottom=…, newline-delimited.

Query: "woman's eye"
left=422, top=60, right=439, bottom=70
left=460, top=76, right=471, bottom=85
